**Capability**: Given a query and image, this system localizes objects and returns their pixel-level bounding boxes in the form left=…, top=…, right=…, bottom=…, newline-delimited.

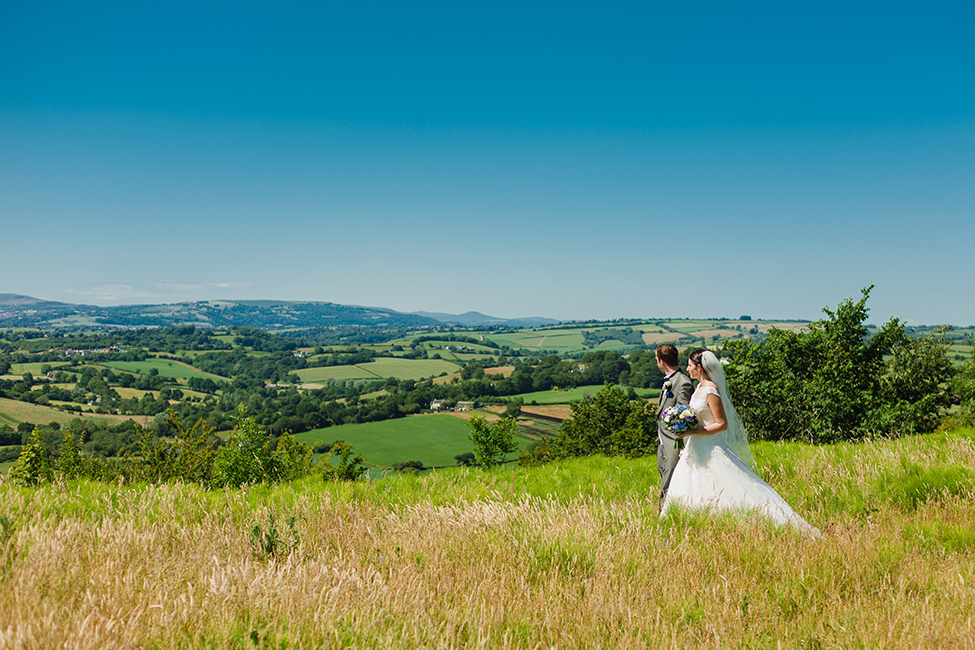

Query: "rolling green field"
left=511, top=386, right=660, bottom=405
left=469, top=319, right=812, bottom=355
left=100, top=358, right=227, bottom=382
left=296, top=364, right=383, bottom=382
left=8, top=362, right=70, bottom=375
left=414, top=340, right=498, bottom=353
left=294, top=413, right=533, bottom=469
left=425, top=349, right=497, bottom=363
left=662, top=321, right=717, bottom=332
left=296, top=358, right=461, bottom=384
left=949, top=342, right=974, bottom=366
left=486, top=329, right=588, bottom=351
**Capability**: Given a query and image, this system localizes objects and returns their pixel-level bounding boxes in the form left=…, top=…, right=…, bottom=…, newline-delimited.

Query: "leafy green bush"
left=393, top=459, right=424, bottom=473
left=467, top=414, right=519, bottom=468
left=724, top=287, right=954, bottom=442
left=521, top=384, right=655, bottom=466
left=9, top=428, right=53, bottom=486
left=320, top=441, right=368, bottom=481
left=213, top=407, right=275, bottom=487
left=7, top=406, right=328, bottom=487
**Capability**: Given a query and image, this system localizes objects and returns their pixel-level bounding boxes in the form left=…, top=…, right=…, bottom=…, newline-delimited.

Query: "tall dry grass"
left=1, top=430, right=974, bottom=649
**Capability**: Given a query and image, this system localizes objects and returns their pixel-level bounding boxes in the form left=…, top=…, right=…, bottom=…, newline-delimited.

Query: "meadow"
left=7, top=361, right=69, bottom=375
left=1, top=428, right=973, bottom=648
left=474, top=319, right=790, bottom=356
left=100, top=358, right=226, bottom=382
left=296, top=358, right=461, bottom=384
left=294, top=412, right=535, bottom=469
left=486, top=329, right=588, bottom=353
left=512, top=386, right=659, bottom=405
left=0, top=397, right=129, bottom=428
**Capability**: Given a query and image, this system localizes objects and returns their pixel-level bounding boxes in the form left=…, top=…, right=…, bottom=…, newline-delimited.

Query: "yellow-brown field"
left=0, top=397, right=132, bottom=427
left=1, top=430, right=973, bottom=649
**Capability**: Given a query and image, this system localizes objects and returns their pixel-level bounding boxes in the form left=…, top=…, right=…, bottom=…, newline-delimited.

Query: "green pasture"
left=46, top=315, right=101, bottom=328
left=949, top=343, right=974, bottom=366
left=0, top=409, right=18, bottom=428
left=417, top=340, right=498, bottom=353
left=510, top=386, right=659, bottom=405
left=9, top=362, right=70, bottom=375
left=296, top=358, right=460, bottom=383
left=486, top=330, right=588, bottom=351
left=662, top=321, right=719, bottom=333
left=100, top=359, right=227, bottom=382
left=294, top=413, right=533, bottom=469
left=296, top=365, right=381, bottom=383
left=592, top=339, right=630, bottom=351
left=632, top=324, right=667, bottom=333
left=428, top=350, right=497, bottom=363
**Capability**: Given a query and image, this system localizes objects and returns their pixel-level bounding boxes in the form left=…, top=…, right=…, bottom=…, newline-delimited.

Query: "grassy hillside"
left=296, top=358, right=461, bottom=384
left=1, top=429, right=973, bottom=648
left=511, top=386, right=659, bottom=405
left=8, top=361, right=70, bottom=375
left=100, top=358, right=227, bottom=381
left=0, top=397, right=134, bottom=427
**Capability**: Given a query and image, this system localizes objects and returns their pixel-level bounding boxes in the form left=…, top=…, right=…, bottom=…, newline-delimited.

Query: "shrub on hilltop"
left=520, top=384, right=655, bottom=466
left=724, top=286, right=955, bottom=442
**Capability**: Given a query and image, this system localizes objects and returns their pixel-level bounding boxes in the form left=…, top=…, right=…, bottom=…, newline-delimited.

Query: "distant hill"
left=411, top=311, right=558, bottom=328
left=0, top=293, right=75, bottom=310
left=0, top=294, right=442, bottom=331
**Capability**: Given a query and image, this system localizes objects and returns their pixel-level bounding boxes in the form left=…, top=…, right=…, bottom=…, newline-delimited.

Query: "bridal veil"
left=700, top=350, right=757, bottom=469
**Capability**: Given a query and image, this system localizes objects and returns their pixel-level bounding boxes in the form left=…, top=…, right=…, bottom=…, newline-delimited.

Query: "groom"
left=655, top=344, right=693, bottom=508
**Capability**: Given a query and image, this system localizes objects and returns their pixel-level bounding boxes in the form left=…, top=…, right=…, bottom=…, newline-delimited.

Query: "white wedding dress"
left=661, top=384, right=820, bottom=537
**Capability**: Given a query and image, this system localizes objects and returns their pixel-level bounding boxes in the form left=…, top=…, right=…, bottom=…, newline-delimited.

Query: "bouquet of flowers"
left=660, top=404, right=698, bottom=447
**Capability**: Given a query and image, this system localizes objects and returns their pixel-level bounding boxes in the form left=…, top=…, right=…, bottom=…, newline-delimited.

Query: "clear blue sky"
left=2, top=1, right=973, bottom=325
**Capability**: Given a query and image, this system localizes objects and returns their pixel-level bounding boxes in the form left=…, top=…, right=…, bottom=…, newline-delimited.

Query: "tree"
left=454, top=452, right=476, bottom=467
left=321, top=441, right=367, bottom=481
left=523, top=384, right=655, bottom=465
left=504, top=398, right=523, bottom=419
left=467, top=414, right=519, bottom=468
left=213, top=407, right=273, bottom=486
left=393, top=459, right=424, bottom=473
left=9, top=427, right=54, bottom=485
left=724, top=287, right=954, bottom=442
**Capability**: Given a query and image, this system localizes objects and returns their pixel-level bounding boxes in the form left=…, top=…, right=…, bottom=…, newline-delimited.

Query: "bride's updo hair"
left=688, top=348, right=709, bottom=379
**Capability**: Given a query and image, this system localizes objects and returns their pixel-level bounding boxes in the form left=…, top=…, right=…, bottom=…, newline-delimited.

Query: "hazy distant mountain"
left=0, top=295, right=441, bottom=331
left=411, top=310, right=558, bottom=327
left=0, top=294, right=558, bottom=331
left=0, top=293, right=76, bottom=310
left=0, top=293, right=80, bottom=327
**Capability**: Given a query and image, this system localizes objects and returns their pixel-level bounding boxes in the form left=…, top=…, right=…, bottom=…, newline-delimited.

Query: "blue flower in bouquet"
left=661, top=404, right=698, bottom=449
left=660, top=404, right=698, bottom=436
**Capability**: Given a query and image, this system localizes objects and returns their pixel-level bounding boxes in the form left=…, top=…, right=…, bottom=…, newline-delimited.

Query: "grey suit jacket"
left=657, top=370, right=694, bottom=442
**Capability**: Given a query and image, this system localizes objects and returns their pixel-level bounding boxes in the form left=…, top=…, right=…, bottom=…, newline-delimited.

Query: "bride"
left=661, top=349, right=819, bottom=536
